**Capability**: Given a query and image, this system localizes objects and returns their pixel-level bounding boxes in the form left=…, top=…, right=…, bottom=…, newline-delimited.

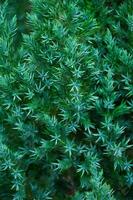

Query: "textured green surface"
left=0, top=0, right=132, bottom=199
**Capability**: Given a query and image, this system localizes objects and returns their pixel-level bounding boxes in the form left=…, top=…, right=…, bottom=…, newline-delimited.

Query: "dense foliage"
left=0, top=0, right=133, bottom=199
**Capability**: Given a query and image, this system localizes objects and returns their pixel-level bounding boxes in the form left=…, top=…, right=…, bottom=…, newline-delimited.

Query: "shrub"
left=0, top=0, right=132, bottom=199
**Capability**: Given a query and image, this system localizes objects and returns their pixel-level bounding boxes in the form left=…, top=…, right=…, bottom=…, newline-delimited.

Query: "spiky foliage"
left=0, top=0, right=132, bottom=199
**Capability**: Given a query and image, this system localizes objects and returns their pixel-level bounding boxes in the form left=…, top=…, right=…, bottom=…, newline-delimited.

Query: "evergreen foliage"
left=0, top=0, right=132, bottom=199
